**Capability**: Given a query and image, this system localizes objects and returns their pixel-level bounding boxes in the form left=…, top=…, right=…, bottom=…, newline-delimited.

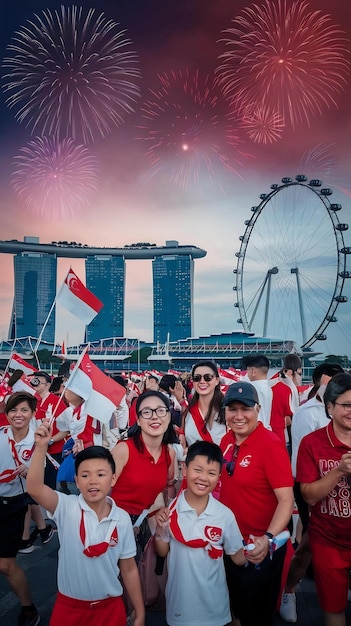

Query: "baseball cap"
left=223, top=382, right=259, bottom=407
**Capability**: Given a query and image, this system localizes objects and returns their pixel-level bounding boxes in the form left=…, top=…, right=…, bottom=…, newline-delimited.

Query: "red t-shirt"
left=296, top=421, right=351, bottom=550
left=219, top=423, right=293, bottom=541
left=34, top=393, right=67, bottom=455
left=111, top=437, right=171, bottom=515
left=270, top=379, right=293, bottom=444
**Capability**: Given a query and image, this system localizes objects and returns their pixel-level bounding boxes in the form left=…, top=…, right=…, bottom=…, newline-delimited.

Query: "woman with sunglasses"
left=219, top=381, right=294, bottom=626
left=111, top=390, right=178, bottom=550
left=183, top=361, right=227, bottom=447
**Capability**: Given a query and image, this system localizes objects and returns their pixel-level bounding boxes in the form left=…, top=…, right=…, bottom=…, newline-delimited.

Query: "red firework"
left=240, top=105, right=285, bottom=144
left=136, top=69, right=252, bottom=189
left=217, top=0, right=350, bottom=128
left=12, top=137, right=99, bottom=217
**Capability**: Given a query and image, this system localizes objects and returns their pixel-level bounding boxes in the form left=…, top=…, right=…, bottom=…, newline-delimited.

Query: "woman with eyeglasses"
left=296, top=373, right=351, bottom=626
left=219, top=381, right=294, bottom=626
left=111, top=391, right=178, bottom=543
left=183, top=361, right=227, bottom=447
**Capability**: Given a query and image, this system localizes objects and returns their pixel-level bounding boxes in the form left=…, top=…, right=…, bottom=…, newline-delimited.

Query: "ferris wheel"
left=234, top=176, right=351, bottom=349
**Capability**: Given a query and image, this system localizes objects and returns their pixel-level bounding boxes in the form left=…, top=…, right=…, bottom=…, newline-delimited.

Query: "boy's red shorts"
left=50, top=592, right=126, bottom=626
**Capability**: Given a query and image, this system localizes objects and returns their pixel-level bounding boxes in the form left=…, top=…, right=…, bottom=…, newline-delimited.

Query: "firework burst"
left=240, top=105, right=284, bottom=144
left=137, top=69, right=251, bottom=189
left=217, top=0, right=350, bottom=128
left=2, top=5, right=141, bottom=143
left=12, top=137, right=99, bottom=217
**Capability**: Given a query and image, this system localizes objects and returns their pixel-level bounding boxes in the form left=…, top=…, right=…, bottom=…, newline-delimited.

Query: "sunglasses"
left=192, top=373, right=215, bottom=383
left=225, top=445, right=239, bottom=476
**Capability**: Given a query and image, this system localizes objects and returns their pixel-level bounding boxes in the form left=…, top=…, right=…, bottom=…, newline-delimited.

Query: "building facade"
left=10, top=245, right=57, bottom=342
left=85, top=255, right=125, bottom=341
left=153, top=244, right=194, bottom=343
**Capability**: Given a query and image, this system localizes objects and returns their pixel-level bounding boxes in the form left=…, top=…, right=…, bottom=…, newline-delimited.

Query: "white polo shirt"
left=291, top=396, right=329, bottom=477
left=47, top=493, right=136, bottom=601
left=0, top=426, right=34, bottom=497
left=166, top=491, right=243, bottom=626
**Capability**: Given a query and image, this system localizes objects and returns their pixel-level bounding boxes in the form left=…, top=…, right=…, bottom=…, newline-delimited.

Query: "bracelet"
left=264, top=531, right=274, bottom=542
left=48, top=439, right=54, bottom=446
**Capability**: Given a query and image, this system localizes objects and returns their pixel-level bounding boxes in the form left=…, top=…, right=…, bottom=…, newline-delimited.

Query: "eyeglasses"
left=334, top=402, right=351, bottom=411
left=192, top=373, right=215, bottom=383
left=225, top=445, right=239, bottom=476
left=138, top=407, right=169, bottom=419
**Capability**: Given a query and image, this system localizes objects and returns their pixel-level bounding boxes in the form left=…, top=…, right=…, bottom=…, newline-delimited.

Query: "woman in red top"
left=111, top=391, right=177, bottom=553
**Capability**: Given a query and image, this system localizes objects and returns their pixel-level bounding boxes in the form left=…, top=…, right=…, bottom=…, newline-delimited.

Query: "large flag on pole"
left=8, top=353, right=38, bottom=376
left=65, top=353, right=126, bottom=424
left=56, top=267, right=103, bottom=325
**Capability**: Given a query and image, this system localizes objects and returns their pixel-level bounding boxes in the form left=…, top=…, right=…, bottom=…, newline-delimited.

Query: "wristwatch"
left=48, top=439, right=54, bottom=446
left=264, top=531, right=274, bottom=543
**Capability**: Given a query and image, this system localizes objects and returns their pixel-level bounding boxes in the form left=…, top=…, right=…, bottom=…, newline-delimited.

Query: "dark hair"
left=75, top=445, right=116, bottom=474
left=282, top=354, right=302, bottom=372
left=49, top=376, right=64, bottom=393
left=189, top=361, right=225, bottom=426
left=312, top=363, right=344, bottom=385
left=111, top=374, right=128, bottom=388
left=159, top=374, right=177, bottom=393
left=5, top=391, right=37, bottom=414
left=324, top=372, right=351, bottom=416
left=242, top=355, right=270, bottom=371
left=185, top=440, right=223, bottom=469
left=132, top=390, right=178, bottom=451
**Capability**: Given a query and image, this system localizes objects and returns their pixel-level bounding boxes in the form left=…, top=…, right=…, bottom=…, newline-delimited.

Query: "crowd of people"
left=0, top=354, right=351, bottom=626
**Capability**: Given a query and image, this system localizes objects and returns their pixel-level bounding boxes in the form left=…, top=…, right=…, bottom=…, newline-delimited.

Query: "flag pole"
left=48, top=344, right=89, bottom=426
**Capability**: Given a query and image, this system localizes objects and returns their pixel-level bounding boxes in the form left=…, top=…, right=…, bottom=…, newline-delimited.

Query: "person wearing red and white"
left=183, top=361, right=226, bottom=447
left=296, top=372, right=351, bottom=626
left=0, top=392, right=40, bottom=626
left=270, top=354, right=302, bottom=448
left=26, top=424, right=145, bottom=626
left=154, top=441, right=245, bottom=626
left=220, top=382, right=294, bottom=626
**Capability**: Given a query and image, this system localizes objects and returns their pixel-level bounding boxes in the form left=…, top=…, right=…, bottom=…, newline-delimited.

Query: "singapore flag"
left=56, top=267, right=103, bottom=325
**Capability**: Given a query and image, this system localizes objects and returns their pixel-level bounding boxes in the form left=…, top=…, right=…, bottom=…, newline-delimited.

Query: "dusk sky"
left=0, top=0, right=351, bottom=358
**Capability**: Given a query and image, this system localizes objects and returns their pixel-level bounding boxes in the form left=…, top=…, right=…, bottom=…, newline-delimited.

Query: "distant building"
left=9, top=239, right=57, bottom=342
left=85, top=255, right=125, bottom=341
left=153, top=241, right=194, bottom=343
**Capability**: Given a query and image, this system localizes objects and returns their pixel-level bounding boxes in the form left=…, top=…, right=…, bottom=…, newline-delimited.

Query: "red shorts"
left=50, top=592, right=126, bottom=626
left=310, top=541, right=351, bottom=613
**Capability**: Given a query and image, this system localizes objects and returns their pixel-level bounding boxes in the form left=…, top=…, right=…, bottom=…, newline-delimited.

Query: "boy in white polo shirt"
left=154, top=440, right=246, bottom=626
left=26, top=418, right=145, bottom=626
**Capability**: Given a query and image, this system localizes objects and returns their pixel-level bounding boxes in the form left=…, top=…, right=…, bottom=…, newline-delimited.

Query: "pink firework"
left=240, top=105, right=284, bottom=144
left=217, top=0, right=350, bottom=128
left=2, top=6, right=141, bottom=143
left=137, top=69, right=251, bottom=189
left=12, top=137, right=99, bottom=217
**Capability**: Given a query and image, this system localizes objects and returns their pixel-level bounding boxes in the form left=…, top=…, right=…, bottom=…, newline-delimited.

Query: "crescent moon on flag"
left=67, top=272, right=80, bottom=293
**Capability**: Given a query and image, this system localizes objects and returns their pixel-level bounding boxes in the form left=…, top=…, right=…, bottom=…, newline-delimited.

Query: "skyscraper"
left=152, top=241, right=194, bottom=343
left=85, top=255, right=125, bottom=341
left=9, top=241, right=57, bottom=342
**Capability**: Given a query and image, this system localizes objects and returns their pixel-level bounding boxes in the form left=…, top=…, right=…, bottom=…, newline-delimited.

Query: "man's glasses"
left=192, top=373, right=215, bottom=383
left=334, top=402, right=351, bottom=411
left=225, top=445, right=239, bottom=476
left=138, top=407, right=169, bottom=419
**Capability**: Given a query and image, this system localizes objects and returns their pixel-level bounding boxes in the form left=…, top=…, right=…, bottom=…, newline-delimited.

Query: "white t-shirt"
left=47, top=493, right=136, bottom=601
left=0, top=426, right=34, bottom=497
left=249, top=379, right=273, bottom=429
left=184, top=411, right=226, bottom=446
left=166, top=491, right=243, bottom=626
left=291, top=396, right=329, bottom=477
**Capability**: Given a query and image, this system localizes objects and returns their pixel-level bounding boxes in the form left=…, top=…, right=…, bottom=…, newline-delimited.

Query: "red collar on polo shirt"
left=168, top=492, right=223, bottom=559
left=79, top=509, right=118, bottom=558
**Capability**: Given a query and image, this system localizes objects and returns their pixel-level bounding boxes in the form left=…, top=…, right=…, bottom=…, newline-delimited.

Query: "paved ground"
left=1, top=530, right=351, bottom=625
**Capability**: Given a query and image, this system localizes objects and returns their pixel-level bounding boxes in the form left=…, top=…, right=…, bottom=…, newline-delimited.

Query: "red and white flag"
left=65, top=353, right=126, bottom=424
left=8, top=353, right=37, bottom=376
left=56, top=268, right=103, bottom=325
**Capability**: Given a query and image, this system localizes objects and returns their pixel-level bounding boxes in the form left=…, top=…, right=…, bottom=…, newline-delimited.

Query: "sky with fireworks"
left=1, top=0, right=351, bottom=358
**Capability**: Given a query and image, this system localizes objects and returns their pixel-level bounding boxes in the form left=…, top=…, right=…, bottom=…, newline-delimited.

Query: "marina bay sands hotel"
left=0, top=237, right=207, bottom=344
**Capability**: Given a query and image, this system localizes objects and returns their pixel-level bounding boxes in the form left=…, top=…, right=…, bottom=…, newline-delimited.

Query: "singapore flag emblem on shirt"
left=56, top=267, right=103, bottom=325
